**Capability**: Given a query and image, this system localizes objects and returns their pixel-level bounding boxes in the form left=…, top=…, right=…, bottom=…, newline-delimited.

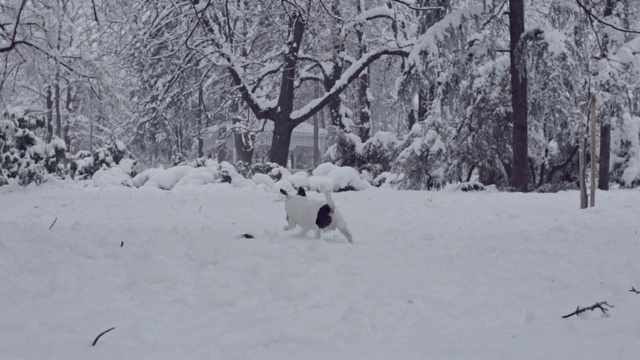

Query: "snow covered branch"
left=562, top=301, right=613, bottom=318
left=291, top=46, right=410, bottom=125
left=389, top=0, right=447, bottom=12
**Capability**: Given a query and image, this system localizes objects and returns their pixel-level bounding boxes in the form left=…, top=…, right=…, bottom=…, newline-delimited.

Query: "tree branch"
left=389, top=0, right=445, bottom=11
left=291, top=46, right=410, bottom=124
left=0, top=0, right=28, bottom=53
left=92, top=327, right=115, bottom=346
left=575, top=0, right=640, bottom=34
left=562, top=301, right=613, bottom=318
left=630, top=287, right=640, bottom=294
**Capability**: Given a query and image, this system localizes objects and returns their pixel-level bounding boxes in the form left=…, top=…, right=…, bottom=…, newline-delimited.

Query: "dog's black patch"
left=296, top=187, right=307, bottom=197
left=315, top=204, right=333, bottom=229
left=280, top=188, right=288, bottom=196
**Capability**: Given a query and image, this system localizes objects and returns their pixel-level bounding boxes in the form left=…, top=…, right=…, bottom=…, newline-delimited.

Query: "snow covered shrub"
left=358, top=131, right=399, bottom=179
left=326, top=132, right=361, bottom=167
left=218, top=161, right=242, bottom=183
left=373, top=172, right=400, bottom=188
left=326, top=166, right=370, bottom=192
left=69, top=140, right=136, bottom=180
left=1, top=111, right=67, bottom=186
left=251, top=162, right=282, bottom=180
left=611, top=114, right=640, bottom=188
left=393, top=123, right=447, bottom=190
left=234, top=161, right=253, bottom=178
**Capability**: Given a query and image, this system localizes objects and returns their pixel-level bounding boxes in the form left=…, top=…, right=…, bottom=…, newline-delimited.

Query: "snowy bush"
left=1, top=111, right=67, bottom=186
left=393, top=123, right=447, bottom=190
left=326, top=132, right=361, bottom=167
left=326, top=166, right=370, bottom=192
left=373, top=172, right=401, bottom=188
left=92, top=167, right=134, bottom=188
left=358, top=131, right=400, bottom=179
left=70, top=140, right=137, bottom=180
left=611, top=114, right=640, bottom=188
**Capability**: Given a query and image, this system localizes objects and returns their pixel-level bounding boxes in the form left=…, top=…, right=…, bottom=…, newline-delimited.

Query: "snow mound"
left=143, top=166, right=193, bottom=190
left=308, top=175, right=334, bottom=193
left=132, top=168, right=164, bottom=188
left=174, top=167, right=217, bottom=187
left=252, top=173, right=275, bottom=190
left=312, top=162, right=338, bottom=177
left=326, top=166, right=371, bottom=191
left=91, top=167, right=133, bottom=188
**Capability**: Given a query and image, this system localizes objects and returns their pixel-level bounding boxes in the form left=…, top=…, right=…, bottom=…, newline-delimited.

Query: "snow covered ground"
left=1, top=183, right=640, bottom=359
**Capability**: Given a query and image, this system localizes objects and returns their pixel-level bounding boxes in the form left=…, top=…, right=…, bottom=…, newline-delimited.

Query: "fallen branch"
left=241, top=233, right=254, bottom=239
left=120, top=241, right=124, bottom=248
left=630, top=287, right=640, bottom=294
left=562, top=301, right=613, bottom=318
left=92, top=327, right=115, bottom=346
left=49, top=217, right=57, bottom=230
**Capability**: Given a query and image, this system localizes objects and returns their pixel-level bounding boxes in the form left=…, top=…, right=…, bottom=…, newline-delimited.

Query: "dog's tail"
left=324, top=192, right=335, bottom=209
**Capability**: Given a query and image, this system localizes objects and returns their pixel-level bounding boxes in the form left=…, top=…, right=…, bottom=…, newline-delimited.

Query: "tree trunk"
left=54, top=78, right=62, bottom=138
left=46, top=86, right=54, bottom=142
left=509, top=0, right=529, bottom=191
left=598, top=124, right=610, bottom=190
left=356, top=0, right=371, bottom=142
left=270, top=119, right=294, bottom=167
left=598, top=0, right=617, bottom=190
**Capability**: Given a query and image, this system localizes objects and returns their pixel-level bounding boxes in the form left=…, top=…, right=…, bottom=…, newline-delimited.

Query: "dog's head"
left=280, top=187, right=307, bottom=197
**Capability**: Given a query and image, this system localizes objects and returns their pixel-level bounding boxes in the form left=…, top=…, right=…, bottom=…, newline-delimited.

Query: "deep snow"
left=1, top=183, right=640, bottom=359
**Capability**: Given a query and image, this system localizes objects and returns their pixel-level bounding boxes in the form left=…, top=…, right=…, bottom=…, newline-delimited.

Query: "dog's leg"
left=299, top=227, right=310, bottom=237
left=283, top=216, right=296, bottom=230
left=339, top=226, right=353, bottom=243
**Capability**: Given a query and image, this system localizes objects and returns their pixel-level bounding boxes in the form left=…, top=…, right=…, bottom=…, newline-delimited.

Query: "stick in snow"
left=92, top=327, right=115, bottom=346
left=630, top=287, right=640, bottom=294
left=562, top=301, right=613, bottom=318
left=49, top=217, right=57, bottom=230
left=120, top=241, right=124, bottom=247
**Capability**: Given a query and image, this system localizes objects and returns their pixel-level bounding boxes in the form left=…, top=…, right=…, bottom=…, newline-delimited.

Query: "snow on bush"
left=252, top=173, right=275, bottom=190
left=71, top=140, right=137, bottom=180
left=174, top=167, right=217, bottom=187
left=393, top=123, right=447, bottom=190
left=373, top=172, right=401, bottom=188
left=326, top=166, right=370, bottom=192
left=308, top=175, right=334, bottom=193
left=358, top=131, right=400, bottom=179
left=313, top=162, right=338, bottom=177
left=142, top=166, right=194, bottom=190
left=1, top=111, right=67, bottom=186
left=91, top=167, right=134, bottom=188
left=132, top=168, right=164, bottom=188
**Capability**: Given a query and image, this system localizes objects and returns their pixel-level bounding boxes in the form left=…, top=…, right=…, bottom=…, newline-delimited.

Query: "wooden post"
left=579, top=115, right=587, bottom=209
left=589, top=95, right=596, bottom=207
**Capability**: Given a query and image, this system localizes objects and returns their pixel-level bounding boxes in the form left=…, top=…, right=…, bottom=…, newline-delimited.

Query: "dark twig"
left=562, top=301, right=613, bottom=318
left=630, top=287, right=640, bottom=294
left=241, top=233, right=254, bottom=239
left=120, top=241, right=124, bottom=247
left=92, top=327, right=115, bottom=346
left=49, top=217, right=57, bottom=230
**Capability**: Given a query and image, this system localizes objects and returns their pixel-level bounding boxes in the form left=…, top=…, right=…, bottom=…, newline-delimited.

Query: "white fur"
left=282, top=191, right=353, bottom=243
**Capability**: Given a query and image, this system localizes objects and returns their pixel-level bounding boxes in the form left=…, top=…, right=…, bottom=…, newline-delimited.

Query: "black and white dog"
left=280, top=188, right=353, bottom=243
